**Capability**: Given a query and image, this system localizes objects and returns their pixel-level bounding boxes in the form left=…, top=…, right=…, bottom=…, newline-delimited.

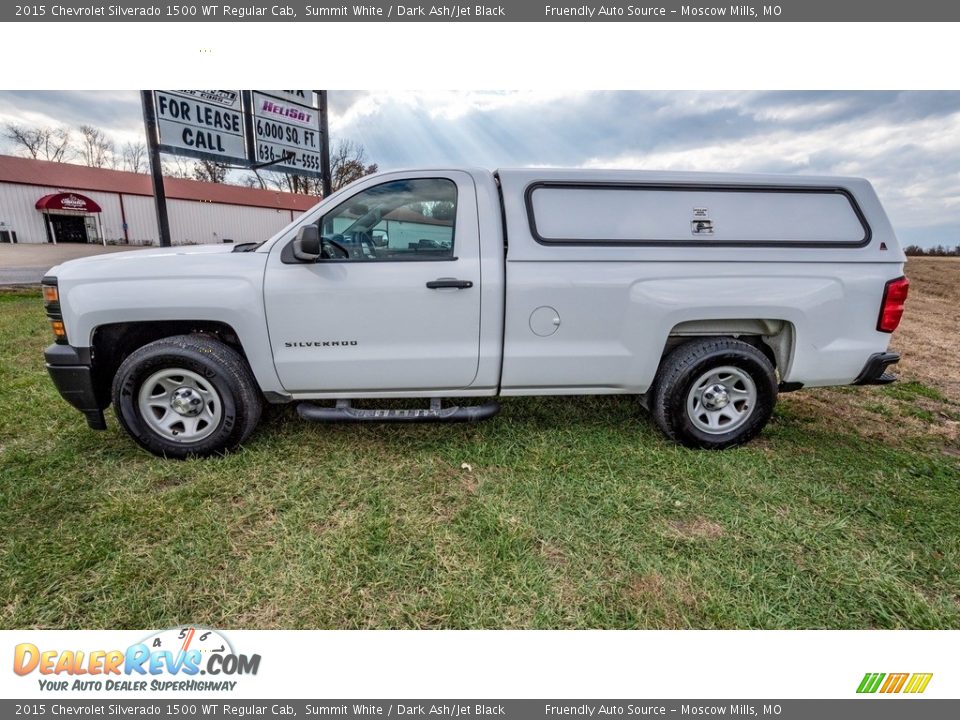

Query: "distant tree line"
left=904, top=244, right=960, bottom=257
left=3, top=121, right=376, bottom=196
left=4, top=122, right=150, bottom=174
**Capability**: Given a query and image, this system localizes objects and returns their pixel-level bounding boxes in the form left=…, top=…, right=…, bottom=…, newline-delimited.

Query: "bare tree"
left=285, top=173, right=316, bottom=195
left=243, top=171, right=269, bottom=190
left=192, top=158, right=229, bottom=184
left=120, top=140, right=147, bottom=174
left=4, top=123, right=73, bottom=162
left=248, top=168, right=315, bottom=195
left=78, top=124, right=115, bottom=168
left=331, top=139, right=378, bottom=191
left=162, top=155, right=193, bottom=179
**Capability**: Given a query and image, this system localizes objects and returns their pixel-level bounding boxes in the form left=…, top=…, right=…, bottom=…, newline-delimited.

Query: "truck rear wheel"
left=112, top=335, right=262, bottom=459
left=649, top=337, right=777, bottom=450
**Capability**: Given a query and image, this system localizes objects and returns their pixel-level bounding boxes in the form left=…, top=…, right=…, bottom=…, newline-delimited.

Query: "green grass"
left=881, top=381, right=946, bottom=403
left=1, top=291, right=959, bottom=629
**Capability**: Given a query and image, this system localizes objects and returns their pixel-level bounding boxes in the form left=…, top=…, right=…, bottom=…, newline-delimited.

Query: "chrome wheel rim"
left=137, top=368, right=222, bottom=443
left=686, top=365, right=757, bottom=435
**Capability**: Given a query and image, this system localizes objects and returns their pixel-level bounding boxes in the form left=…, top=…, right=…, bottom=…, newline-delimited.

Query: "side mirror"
left=291, top=225, right=321, bottom=262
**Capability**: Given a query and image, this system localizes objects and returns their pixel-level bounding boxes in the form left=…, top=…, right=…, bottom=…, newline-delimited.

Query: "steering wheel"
left=322, top=235, right=351, bottom=259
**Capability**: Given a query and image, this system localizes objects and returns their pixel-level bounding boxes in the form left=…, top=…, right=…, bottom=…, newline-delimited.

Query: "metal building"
left=0, top=154, right=316, bottom=245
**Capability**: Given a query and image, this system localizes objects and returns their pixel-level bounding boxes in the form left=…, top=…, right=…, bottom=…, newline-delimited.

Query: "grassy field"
left=1, top=259, right=958, bottom=629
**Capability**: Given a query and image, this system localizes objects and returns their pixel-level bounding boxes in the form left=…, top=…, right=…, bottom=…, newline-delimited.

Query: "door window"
left=318, top=178, right=457, bottom=261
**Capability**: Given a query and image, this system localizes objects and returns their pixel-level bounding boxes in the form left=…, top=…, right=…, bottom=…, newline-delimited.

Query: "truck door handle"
left=426, top=278, right=473, bottom=290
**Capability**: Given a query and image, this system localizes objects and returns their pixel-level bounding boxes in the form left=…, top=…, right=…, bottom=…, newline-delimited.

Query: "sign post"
left=318, top=90, right=332, bottom=196
left=140, top=90, right=172, bottom=248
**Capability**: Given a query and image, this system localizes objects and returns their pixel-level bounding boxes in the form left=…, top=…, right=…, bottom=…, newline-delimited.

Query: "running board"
left=297, top=398, right=501, bottom=424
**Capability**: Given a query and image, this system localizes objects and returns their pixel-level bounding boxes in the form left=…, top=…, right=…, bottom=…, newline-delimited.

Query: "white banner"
left=2, top=630, right=957, bottom=700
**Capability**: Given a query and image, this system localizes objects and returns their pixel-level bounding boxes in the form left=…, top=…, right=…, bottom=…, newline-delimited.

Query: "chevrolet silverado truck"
left=42, top=168, right=909, bottom=458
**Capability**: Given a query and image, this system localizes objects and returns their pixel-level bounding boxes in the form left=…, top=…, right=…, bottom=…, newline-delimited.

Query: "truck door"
left=263, top=172, right=482, bottom=393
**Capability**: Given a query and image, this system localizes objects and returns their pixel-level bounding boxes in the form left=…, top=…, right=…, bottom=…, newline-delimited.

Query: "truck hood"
left=47, top=244, right=240, bottom=279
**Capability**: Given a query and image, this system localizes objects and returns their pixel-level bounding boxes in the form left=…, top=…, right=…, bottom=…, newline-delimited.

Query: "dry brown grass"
left=785, top=387, right=958, bottom=446
left=626, top=572, right=701, bottom=628
left=665, top=517, right=726, bottom=540
left=778, top=258, right=960, bottom=449
left=894, top=257, right=960, bottom=402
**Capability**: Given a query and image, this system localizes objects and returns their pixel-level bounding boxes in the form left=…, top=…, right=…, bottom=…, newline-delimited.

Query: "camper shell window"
left=525, top=182, right=871, bottom=248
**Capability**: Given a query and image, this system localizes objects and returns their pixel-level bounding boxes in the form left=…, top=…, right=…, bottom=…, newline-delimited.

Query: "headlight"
left=41, top=276, right=67, bottom=344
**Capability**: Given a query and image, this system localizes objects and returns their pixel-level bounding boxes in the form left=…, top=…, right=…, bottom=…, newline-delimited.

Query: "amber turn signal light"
left=50, top=320, right=66, bottom=338
left=43, top=286, right=59, bottom=304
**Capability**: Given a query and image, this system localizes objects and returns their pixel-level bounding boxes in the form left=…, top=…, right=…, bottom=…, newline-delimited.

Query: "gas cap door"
left=529, top=306, right=561, bottom=337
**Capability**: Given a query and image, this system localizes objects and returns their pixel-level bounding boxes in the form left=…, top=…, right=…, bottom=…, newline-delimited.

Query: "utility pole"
left=317, top=90, right=332, bottom=197
left=141, top=90, right=172, bottom=247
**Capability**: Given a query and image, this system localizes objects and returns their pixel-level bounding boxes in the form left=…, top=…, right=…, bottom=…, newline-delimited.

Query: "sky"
left=0, top=90, right=958, bottom=249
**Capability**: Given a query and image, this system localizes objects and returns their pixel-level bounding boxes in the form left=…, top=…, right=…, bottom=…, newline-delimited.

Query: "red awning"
left=35, top=192, right=102, bottom=213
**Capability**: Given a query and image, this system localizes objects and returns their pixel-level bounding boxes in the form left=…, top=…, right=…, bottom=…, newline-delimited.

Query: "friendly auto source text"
left=543, top=4, right=781, bottom=17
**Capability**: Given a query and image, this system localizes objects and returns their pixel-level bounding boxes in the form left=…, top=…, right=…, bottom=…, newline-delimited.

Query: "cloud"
left=329, top=90, right=960, bottom=246
left=0, top=90, right=144, bottom=144
left=0, top=90, right=957, bottom=247
left=582, top=101, right=960, bottom=233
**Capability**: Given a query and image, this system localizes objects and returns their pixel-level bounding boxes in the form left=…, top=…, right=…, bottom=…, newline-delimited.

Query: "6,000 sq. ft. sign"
left=250, top=91, right=323, bottom=177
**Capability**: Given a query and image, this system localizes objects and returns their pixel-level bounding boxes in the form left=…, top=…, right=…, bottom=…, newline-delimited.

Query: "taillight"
left=877, top=276, right=909, bottom=333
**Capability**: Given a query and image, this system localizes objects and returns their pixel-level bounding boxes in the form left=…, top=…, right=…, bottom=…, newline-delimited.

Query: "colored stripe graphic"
left=857, top=673, right=885, bottom=693
left=904, top=673, right=934, bottom=694
left=857, top=672, right=932, bottom=694
left=880, top=673, right=909, bottom=693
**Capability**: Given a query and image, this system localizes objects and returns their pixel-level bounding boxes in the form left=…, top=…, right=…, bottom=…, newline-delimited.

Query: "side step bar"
left=297, top=398, right=501, bottom=424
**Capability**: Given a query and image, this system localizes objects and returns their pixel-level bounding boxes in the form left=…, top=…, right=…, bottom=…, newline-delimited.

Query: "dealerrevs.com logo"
left=13, top=627, right=260, bottom=693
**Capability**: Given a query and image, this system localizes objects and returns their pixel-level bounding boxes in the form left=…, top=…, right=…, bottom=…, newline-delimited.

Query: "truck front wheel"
left=650, top=337, right=777, bottom=450
left=112, top=335, right=262, bottom=459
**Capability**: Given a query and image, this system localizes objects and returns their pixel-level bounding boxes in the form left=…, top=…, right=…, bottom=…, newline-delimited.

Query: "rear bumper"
left=44, top=343, right=107, bottom=430
left=852, top=351, right=901, bottom=386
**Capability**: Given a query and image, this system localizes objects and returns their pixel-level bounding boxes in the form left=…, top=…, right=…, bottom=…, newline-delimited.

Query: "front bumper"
left=44, top=343, right=107, bottom=430
left=852, top=351, right=901, bottom=386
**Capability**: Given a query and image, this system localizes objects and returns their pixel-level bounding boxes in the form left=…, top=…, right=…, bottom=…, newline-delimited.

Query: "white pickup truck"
left=43, top=168, right=909, bottom=458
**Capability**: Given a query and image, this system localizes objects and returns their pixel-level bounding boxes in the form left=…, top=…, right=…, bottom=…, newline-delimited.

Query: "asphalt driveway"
left=0, top=243, right=151, bottom=285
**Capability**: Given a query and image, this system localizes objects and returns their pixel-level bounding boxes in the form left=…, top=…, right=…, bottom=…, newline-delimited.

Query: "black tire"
left=649, top=337, right=777, bottom=450
left=112, top=335, right=262, bottom=459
